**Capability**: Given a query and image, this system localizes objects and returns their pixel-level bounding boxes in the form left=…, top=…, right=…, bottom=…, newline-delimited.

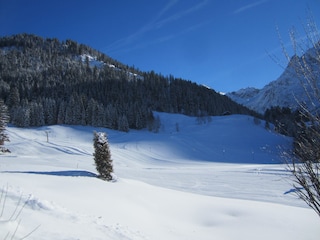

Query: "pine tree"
left=0, top=99, right=10, bottom=152
left=93, top=131, right=113, bottom=181
left=117, top=115, right=129, bottom=132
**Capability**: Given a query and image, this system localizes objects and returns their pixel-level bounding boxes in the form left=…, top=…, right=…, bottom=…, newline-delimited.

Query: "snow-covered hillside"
left=227, top=43, right=320, bottom=114
left=0, top=113, right=319, bottom=239
left=79, top=53, right=144, bottom=80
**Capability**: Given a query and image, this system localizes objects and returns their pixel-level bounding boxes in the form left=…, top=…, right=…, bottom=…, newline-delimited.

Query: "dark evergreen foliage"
left=93, top=131, right=113, bottom=181
left=294, top=123, right=320, bottom=163
left=264, top=106, right=297, bottom=136
left=264, top=106, right=320, bottom=163
left=0, top=34, right=258, bottom=131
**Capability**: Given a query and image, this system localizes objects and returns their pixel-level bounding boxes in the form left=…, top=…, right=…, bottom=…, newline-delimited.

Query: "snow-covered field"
left=0, top=113, right=319, bottom=239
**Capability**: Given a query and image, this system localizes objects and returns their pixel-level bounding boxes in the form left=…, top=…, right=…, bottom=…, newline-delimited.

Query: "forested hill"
left=0, top=34, right=258, bottom=131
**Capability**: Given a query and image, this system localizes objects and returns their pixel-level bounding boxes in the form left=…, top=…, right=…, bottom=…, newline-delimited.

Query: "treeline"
left=264, top=106, right=300, bottom=136
left=264, top=106, right=320, bottom=161
left=0, top=34, right=258, bottom=131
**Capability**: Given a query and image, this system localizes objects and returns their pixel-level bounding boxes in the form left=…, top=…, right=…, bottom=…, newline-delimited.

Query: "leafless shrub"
left=0, top=185, right=41, bottom=239
left=277, top=13, right=320, bottom=217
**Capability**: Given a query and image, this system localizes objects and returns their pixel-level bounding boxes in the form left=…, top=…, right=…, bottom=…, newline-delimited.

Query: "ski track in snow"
left=36, top=141, right=92, bottom=156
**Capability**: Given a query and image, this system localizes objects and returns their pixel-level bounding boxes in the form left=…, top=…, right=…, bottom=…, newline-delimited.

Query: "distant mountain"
left=0, top=34, right=257, bottom=130
left=227, top=43, right=320, bottom=114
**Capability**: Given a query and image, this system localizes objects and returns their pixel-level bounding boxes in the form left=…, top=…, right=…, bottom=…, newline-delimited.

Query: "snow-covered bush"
left=0, top=99, right=10, bottom=153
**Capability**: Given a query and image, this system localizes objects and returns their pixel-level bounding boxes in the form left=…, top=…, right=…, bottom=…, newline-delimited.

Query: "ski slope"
left=0, top=113, right=319, bottom=239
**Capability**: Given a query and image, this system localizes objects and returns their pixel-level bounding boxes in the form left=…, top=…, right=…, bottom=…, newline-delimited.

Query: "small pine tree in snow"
left=93, top=131, right=113, bottom=181
left=0, top=99, right=10, bottom=152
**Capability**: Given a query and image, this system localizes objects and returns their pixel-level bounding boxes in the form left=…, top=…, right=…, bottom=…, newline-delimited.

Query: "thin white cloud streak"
left=233, top=0, right=268, bottom=14
left=154, top=0, right=209, bottom=29
left=105, top=0, right=209, bottom=55
left=104, top=0, right=179, bottom=54
left=108, top=20, right=211, bottom=56
left=148, top=20, right=211, bottom=45
left=157, top=0, right=180, bottom=18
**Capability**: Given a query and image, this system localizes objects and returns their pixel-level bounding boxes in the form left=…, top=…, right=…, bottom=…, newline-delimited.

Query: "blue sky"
left=1, top=0, right=319, bottom=92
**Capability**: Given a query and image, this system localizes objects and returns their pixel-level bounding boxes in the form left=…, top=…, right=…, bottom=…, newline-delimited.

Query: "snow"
left=0, top=113, right=319, bottom=239
left=78, top=54, right=144, bottom=80
left=227, top=45, right=320, bottom=114
left=95, top=131, right=107, bottom=144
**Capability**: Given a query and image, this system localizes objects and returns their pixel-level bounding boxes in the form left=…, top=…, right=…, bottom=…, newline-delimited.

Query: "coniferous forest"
left=0, top=34, right=258, bottom=131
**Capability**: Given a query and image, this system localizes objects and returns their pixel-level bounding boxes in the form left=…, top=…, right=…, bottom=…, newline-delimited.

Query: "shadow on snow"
left=2, top=170, right=97, bottom=177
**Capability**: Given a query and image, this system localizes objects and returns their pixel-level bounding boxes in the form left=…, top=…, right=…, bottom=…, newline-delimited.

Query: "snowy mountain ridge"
left=227, top=43, right=320, bottom=114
